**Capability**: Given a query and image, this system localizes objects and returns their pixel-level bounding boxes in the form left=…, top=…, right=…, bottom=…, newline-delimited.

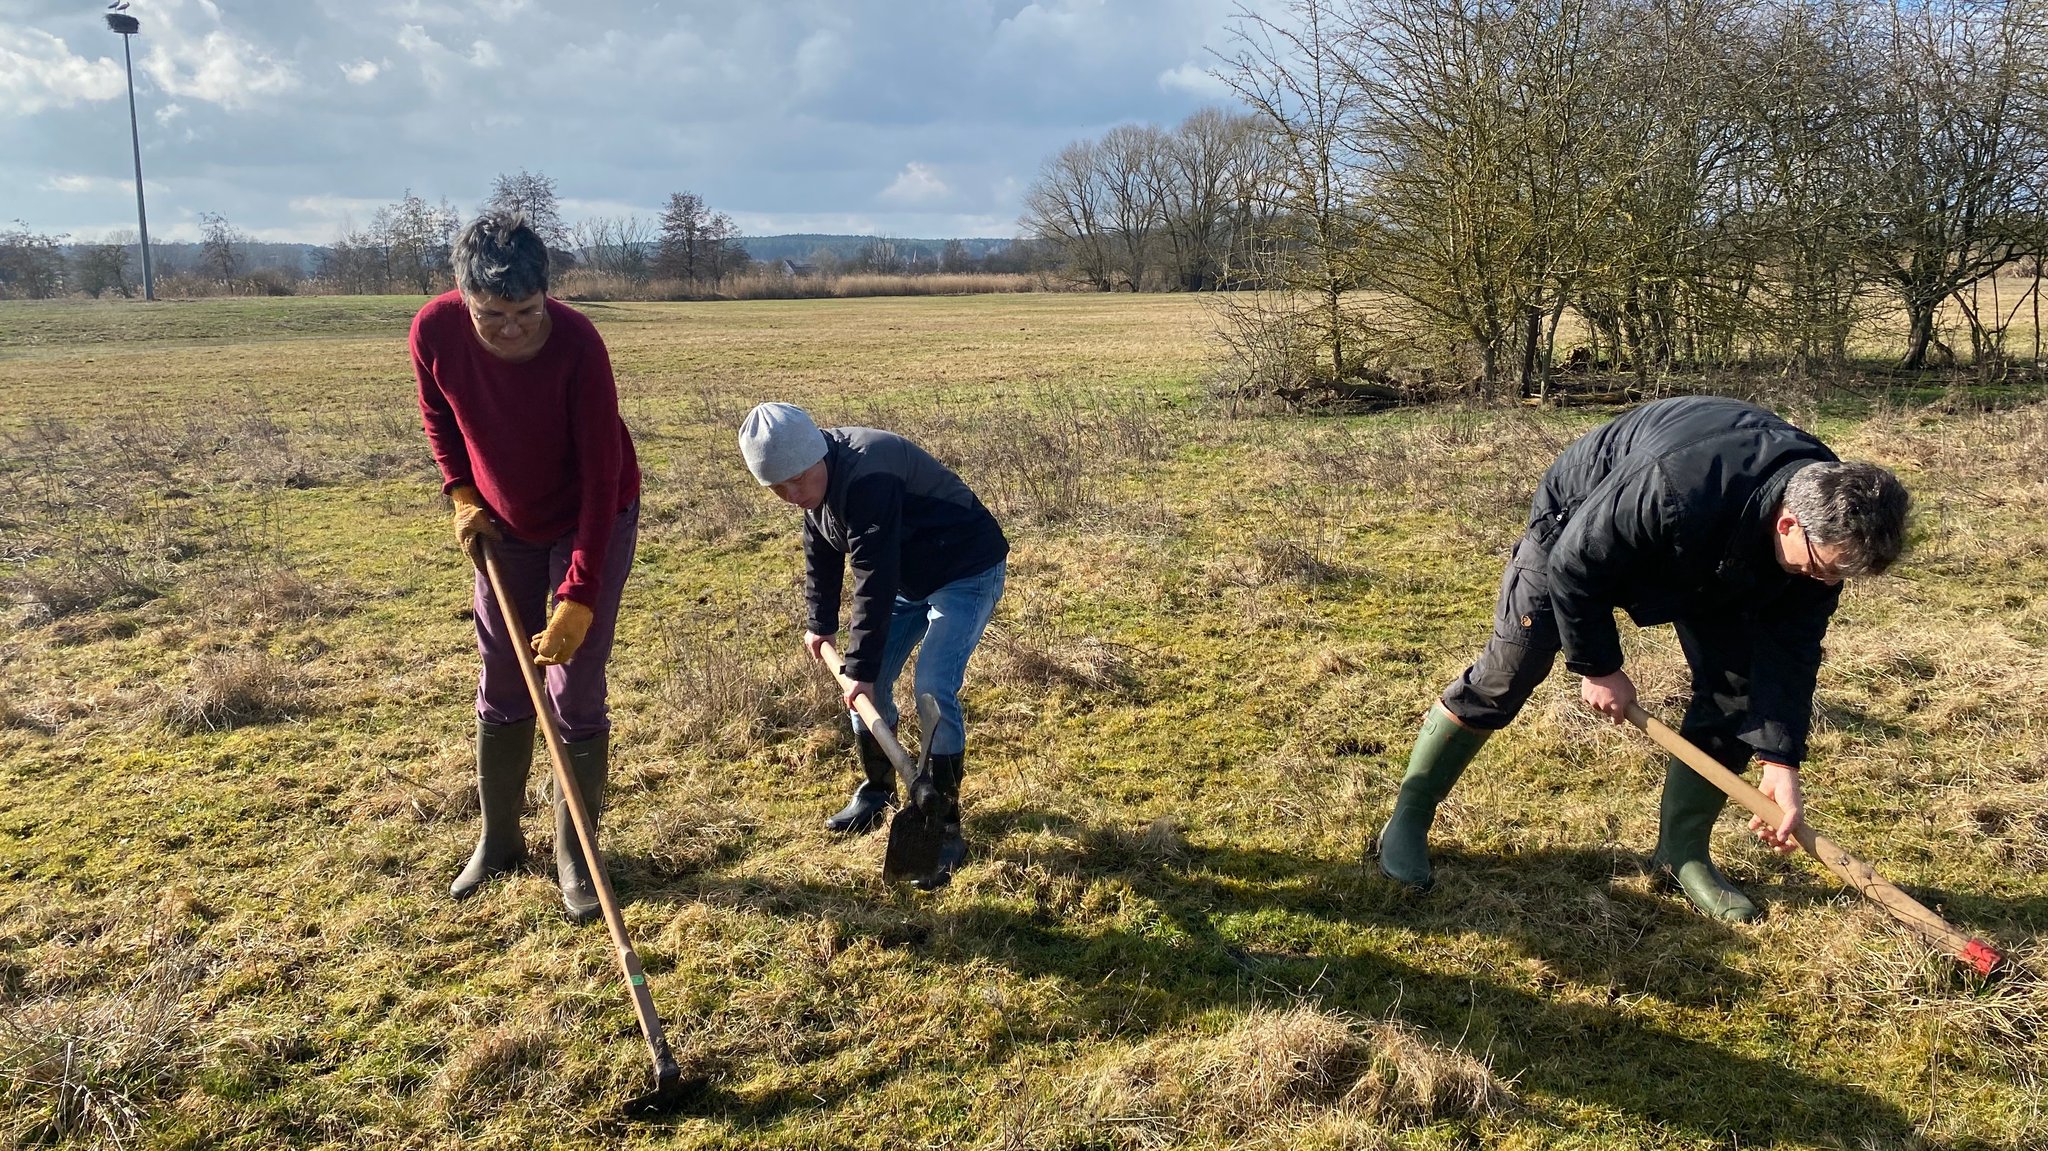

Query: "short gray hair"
left=1783, top=460, right=1910, bottom=576
left=451, top=211, right=548, bottom=299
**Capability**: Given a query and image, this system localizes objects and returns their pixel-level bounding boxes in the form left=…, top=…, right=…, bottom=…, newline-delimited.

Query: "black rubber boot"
left=825, top=730, right=897, bottom=834
left=553, top=734, right=609, bottom=924
left=1376, top=703, right=1491, bottom=890
left=1649, top=754, right=1757, bottom=923
left=450, top=717, right=534, bottom=900
left=912, top=751, right=968, bottom=892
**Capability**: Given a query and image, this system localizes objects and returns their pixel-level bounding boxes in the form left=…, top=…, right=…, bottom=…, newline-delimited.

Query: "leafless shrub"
left=1084, top=1005, right=1513, bottom=1145
left=0, top=952, right=208, bottom=1149
left=12, top=556, right=161, bottom=620
left=202, top=566, right=340, bottom=629
left=155, top=651, right=310, bottom=732
left=650, top=451, right=763, bottom=543
left=919, top=389, right=1183, bottom=526
left=982, top=623, right=1142, bottom=695
left=657, top=606, right=840, bottom=753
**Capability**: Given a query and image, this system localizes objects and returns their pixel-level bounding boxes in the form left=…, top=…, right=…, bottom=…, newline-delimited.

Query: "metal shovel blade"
left=882, top=804, right=946, bottom=882
left=882, top=693, right=946, bottom=883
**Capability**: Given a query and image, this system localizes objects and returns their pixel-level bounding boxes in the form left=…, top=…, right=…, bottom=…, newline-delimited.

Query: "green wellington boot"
left=1649, top=754, right=1758, bottom=923
left=450, top=717, right=535, bottom=900
left=553, top=734, right=610, bottom=924
left=1377, top=703, right=1491, bottom=890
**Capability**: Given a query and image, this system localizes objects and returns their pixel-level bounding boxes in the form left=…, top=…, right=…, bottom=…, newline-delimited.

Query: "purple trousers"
left=473, top=501, right=638, bottom=742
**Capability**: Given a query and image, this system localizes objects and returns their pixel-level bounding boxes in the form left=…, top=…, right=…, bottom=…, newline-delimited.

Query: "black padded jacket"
left=1528, top=396, right=1839, bottom=766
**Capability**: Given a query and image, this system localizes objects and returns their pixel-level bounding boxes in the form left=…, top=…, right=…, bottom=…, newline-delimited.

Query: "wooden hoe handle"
left=474, top=540, right=680, bottom=1080
left=1625, top=703, right=2002, bottom=976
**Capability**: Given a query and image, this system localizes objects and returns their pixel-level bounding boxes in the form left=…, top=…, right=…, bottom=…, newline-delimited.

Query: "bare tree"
left=572, top=215, right=656, bottom=281
left=197, top=211, right=245, bottom=282
left=73, top=230, right=135, bottom=298
left=376, top=191, right=459, bottom=294
left=1853, top=0, right=2048, bottom=369
left=482, top=169, right=569, bottom=248
left=1022, top=139, right=1119, bottom=290
left=1220, top=0, right=1370, bottom=380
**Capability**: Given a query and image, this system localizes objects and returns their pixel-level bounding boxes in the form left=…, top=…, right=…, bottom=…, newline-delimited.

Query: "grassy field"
left=1, top=292, right=2044, bottom=1151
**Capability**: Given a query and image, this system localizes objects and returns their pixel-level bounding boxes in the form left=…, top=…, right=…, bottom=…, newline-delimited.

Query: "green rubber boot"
left=553, top=734, right=610, bottom=924
left=1377, top=703, right=1491, bottom=890
left=1649, top=754, right=1758, bottom=923
left=450, top=717, right=534, bottom=900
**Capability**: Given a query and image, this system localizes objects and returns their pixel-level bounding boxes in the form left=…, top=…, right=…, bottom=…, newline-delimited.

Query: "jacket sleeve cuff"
left=1564, top=654, right=1623, bottom=677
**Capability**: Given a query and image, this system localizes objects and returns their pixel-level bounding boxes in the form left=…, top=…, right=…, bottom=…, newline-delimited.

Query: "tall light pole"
left=106, top=6, right=154, bottom=300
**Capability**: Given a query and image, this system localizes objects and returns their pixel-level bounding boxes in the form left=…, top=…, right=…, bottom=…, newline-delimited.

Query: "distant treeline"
left=0, top=168, right=1040, bottom=302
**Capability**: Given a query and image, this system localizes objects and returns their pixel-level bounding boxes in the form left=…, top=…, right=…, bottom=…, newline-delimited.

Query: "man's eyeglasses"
left=1796, top=522, right=1845, bottom=584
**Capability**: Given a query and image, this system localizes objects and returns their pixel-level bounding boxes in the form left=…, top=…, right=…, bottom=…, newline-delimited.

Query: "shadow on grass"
left=609, top=805, right=1946, bottom=1147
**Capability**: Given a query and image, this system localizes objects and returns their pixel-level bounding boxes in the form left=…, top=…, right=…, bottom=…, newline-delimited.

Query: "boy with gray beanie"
left=739, top=402, right=1008, bottom=890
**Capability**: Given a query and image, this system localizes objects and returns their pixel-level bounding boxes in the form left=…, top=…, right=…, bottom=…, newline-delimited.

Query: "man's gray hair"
left=1783, top=460, right=1910, bottom=576
left=451, top=211, right=549, bottom=299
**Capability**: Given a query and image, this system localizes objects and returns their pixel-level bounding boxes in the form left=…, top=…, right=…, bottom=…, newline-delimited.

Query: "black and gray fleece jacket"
left=1529, top=396, right=1840, bottom=766
left=803, top=427, right=1009, bottom=683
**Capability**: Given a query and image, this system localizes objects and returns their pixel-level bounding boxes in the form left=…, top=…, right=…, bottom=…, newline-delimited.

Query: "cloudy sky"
left=1, top=0, right=1272, bottom=244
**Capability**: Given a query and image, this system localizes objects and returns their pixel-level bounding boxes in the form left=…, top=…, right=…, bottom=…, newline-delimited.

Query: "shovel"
left=815, top=640, right=946, bottom=882
left=472, top=538, right=699, bottom=1113
left=1626, top=702, right=2005, bottom=977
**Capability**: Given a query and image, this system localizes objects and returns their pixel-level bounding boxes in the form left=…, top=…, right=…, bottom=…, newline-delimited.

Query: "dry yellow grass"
left=0, top=293, right=2043, bottom=1150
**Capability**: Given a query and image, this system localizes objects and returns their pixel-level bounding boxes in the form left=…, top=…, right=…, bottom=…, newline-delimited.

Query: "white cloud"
left=155, top=102, right=187, bottom=126
left=44, top=174, right=168, bottom=196
left=395, top=23, right=499, bottom=92
left=1157, top=61, right=1227, bottom=97
left=138, top=5, right=299, bottom=112
left=340, top=59, right=382, bottom=84
left=880, top=162, right=950, bottom=206
left=0, top=28, right=125, bottom=117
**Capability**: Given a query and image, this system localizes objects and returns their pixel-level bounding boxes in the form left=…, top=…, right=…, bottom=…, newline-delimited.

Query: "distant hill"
left=741, top=235, right=1016, bottom=265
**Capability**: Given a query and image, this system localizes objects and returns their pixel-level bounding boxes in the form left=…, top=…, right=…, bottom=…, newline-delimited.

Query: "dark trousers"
left=474, top=502, right=639, bottom=743
left=1440, top=530, right=1757, bottom=770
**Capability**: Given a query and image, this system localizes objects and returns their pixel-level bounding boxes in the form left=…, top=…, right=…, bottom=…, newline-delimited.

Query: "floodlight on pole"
left=106, top=5, right=154, bottom=301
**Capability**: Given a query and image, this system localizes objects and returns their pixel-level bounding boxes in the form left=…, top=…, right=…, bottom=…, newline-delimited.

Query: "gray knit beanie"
left=738, top=402, right=828, bottom=485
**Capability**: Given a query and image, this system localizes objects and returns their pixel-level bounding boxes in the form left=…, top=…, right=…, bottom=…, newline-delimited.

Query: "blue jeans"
left=850, top=560, right=1006, bottom=755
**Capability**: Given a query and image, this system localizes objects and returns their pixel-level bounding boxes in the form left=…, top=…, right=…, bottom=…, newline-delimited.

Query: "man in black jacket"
left=1377, top=397, right=1909, bottom=922
left=739, top=402, right=1009, bottom=890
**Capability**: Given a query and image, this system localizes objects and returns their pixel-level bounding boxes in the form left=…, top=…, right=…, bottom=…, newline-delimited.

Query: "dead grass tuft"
left=430, top=1026, right=557, bottom=1126
left=154, top=650, right=310, bottom=732
left=642, top=806, right=758, bottom=878
left=0, top=952, right=208, bottom=1149
left=1084, top=1005, right=1512, bottom=1146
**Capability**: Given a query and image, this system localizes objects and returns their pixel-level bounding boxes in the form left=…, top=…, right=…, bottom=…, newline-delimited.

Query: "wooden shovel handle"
left=1625, top=703, right=2002, bottom=976
left=472, top=539, right=679, bottom=1076
left=815, top=640, right=933, bottom=806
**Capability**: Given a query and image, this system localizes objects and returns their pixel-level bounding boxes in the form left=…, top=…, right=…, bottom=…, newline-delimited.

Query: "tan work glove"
left=451, top=484, right=501, bottom=552
left=531, top=600, right=595, bottom=666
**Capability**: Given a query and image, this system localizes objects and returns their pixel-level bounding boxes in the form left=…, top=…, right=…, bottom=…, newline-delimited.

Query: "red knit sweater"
left=411, top=292, right=641, bottom=606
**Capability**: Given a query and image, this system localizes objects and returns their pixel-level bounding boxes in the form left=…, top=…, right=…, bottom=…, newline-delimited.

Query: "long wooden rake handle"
left=816, top=639, right=936, bottom=808
left=474, top=539, right=681, bottom=1085
left=1625, top=703, right=2003, bottom=977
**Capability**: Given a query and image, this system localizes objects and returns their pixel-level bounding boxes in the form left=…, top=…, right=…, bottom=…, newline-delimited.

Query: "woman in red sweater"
left=411, top=212, right=641, bottom=923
